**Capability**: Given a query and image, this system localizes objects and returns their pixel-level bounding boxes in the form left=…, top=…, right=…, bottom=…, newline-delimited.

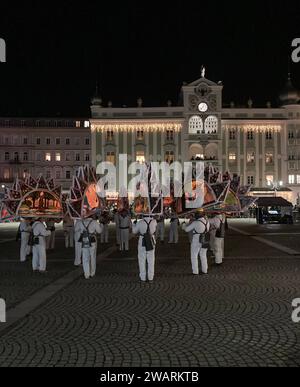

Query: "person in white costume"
left=100, top=211, right=110, bottom=244
left=45, top=219, right=56, bottom=250
left=209, top=214, right=225, bottom=265
left=19, top=219, right=32, bottom=262
left=119, top=210, right=132, bottom=251
left=74, top=219, right=83, bottom=266
left=168, top=212, right=179, bottom=244
left=182, top=213, right=210, bottom=275
left=31, top=219, right=51, bottom=273
left=132, top=216, right=157, bottom=282
left=63, top=214, right=74, bottom=249
left=77, top=217, right=103, bottom=279
left=113, top=209, right=120, bottom=246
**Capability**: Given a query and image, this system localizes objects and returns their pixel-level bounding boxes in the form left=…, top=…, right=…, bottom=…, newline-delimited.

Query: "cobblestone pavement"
left=0, top=221, right=300, bottom=367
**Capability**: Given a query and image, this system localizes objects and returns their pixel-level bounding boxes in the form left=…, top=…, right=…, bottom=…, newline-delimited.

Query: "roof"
left=188, top=76, right=219, bottom=87
left=256, top=197, right=293, bottom=207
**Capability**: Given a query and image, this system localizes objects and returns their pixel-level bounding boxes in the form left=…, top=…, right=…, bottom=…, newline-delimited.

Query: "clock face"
left=198, top=102, right=208, bottom=112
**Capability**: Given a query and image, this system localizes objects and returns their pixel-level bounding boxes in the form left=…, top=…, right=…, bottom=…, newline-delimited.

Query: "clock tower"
left=181, top=69, right=223, bottom=171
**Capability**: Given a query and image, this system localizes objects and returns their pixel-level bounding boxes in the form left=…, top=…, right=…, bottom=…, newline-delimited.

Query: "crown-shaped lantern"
left=67, top=165, right=106, bottom=219
left=3, top=175, right=64, bottom=219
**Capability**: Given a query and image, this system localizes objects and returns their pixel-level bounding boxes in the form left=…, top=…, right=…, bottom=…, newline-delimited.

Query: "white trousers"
left=156, top=222, right=165, bottom=241
left=101, top=224, right=109, bottom=243
left=32, top=244, right=47, bottom=271
left=214, top=237, right=224, bottom=264
left=138, top=239, right=155, bottom=281
left=120, top=229, right=129, bottom=251
left=65, top=227, right=74, bottom=248
left=82, top=244, right=97, bottom=279
left=46, top=231, right=55, bottom=250
left=20, top=234, right=30, bottom=262
left=190, top=241, right=208, bottom=274
left=169, top=223, right=178, bottom=243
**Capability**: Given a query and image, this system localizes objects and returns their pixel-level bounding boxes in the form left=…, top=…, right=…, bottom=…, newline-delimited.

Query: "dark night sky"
left=0, top=1, right=300, bottom=117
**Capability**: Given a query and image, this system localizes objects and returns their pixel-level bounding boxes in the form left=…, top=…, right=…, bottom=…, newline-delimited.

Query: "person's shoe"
left=192, top=273, right=199, bottom=276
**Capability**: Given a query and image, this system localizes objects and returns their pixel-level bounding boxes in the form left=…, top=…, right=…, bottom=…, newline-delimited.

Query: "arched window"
left=204, top=116, right=218, bottom=134
left=189, top=116, right=203, bottom=134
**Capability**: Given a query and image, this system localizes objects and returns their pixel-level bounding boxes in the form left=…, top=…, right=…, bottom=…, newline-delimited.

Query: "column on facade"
left=255, top=128, right=260, bottom=187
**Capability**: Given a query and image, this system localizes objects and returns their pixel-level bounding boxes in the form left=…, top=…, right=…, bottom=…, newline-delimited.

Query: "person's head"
left=195, top=211, right=205, bottom=220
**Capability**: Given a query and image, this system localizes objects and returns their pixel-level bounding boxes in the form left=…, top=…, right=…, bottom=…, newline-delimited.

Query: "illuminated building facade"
left=91, top=72, right=300, bottom=203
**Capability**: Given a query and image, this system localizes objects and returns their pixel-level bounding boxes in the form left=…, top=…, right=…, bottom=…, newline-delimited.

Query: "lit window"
left=189, top=116, right=203, bottom=134
left=229, top=153, right=236, bottom=161
left=56, top=153, right=61, bottom=162
left=137, top=130, right=144, bottom=141
left=106, top=131, right=114, bottom=142
left=3, top=169, right=10, bottom=180
left=266, top=175, right=274, bottom=185
left=76, top=121, right=81, bottom=128
left=106, top=152, right=115, bottom=164
left=204, top=116, right=218, bottom=134
left=136, top=151, right=145, bottom=164
left=45, top=153, right=51, bottom=162
left=165, top=151, right=175, bottom=164
left=289, top=175, right=295, bottom=184
left=265, top=152, right=273, bottom=164
left=297, top=175, right=300, bottom=185
left=247, top=152, right=255, bottom=163
left=84, top=121, right=90, bottom=128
